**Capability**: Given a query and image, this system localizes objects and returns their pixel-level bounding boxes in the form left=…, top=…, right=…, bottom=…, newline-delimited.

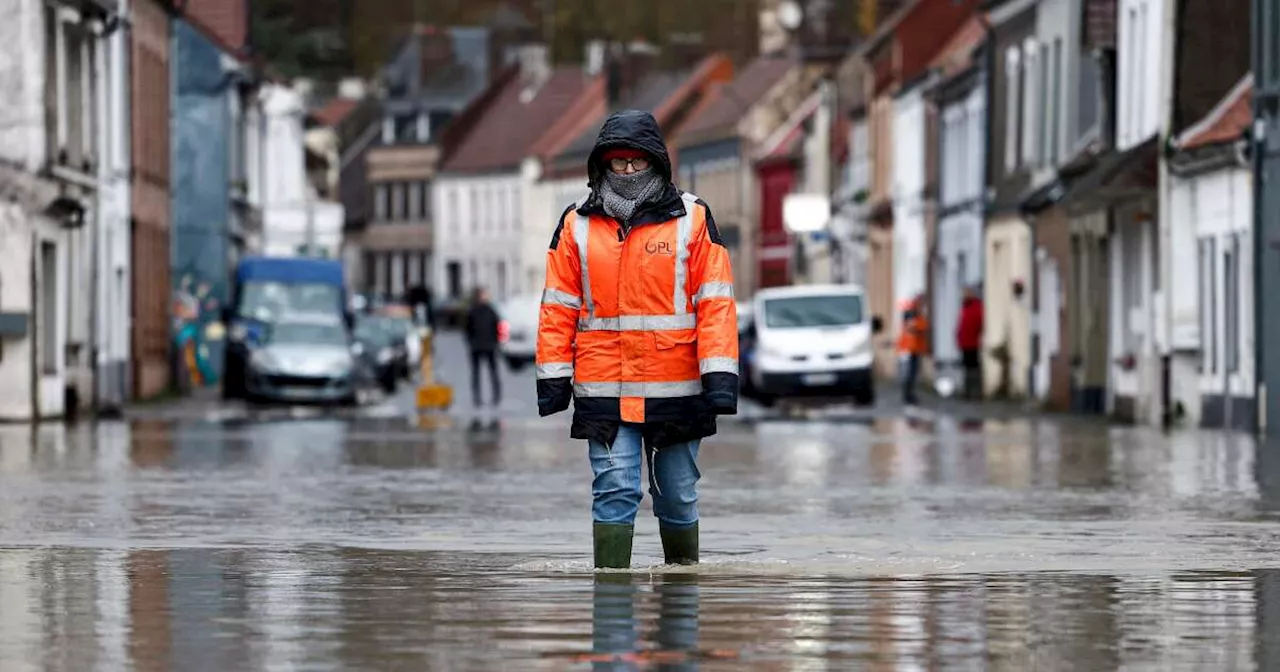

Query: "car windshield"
left=239, top=282, right=342, bottom=322
left=268, top=322, right=348, bottom=346
left=500, top=295, right=541, bottom=321
left=355, top=317, right=396, bottom=345
left=763, top=294, right=863, bottom=328
left=382, top=317, right=413, bottom=338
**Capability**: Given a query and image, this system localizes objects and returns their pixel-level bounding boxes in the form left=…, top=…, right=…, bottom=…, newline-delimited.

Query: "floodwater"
left=4, top=414, right=1280, bottom=669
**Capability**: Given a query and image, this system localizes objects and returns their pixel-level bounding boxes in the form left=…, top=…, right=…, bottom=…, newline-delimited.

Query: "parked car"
left=373, top=304, right=424, bottom=377
left=354, top=315, right=409, bottom=393
left=746, top=284, right=878, bottom=406
left=242, top=312, right=368, bottom=406
left=498, top=292, right=541, bottom=370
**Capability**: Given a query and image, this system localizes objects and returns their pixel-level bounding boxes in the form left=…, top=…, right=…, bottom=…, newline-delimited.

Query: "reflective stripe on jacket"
left=536, top=191, right=739, bottom=426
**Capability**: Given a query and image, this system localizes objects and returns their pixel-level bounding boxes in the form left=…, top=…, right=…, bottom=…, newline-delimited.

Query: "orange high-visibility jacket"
left=535, top=112, right=738, bottom=446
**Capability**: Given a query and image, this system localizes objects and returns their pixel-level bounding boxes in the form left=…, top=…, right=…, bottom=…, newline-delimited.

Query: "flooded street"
left=5, top=334, right=1280, bottom=669
left=5, top=409, right=1280, bottom=669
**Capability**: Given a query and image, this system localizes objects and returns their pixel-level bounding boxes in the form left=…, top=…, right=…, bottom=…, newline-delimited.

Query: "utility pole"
left=1253, top=0, right=1280, bottom=434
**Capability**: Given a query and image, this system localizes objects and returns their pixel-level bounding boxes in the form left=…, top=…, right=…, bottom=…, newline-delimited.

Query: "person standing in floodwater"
left=464, top=287, right=502, bottom=409
left=535, top=110, right=739, bottom=569
left=956, top=286, right=984, bottom=400
left=898, top=295, right=929, bottom=405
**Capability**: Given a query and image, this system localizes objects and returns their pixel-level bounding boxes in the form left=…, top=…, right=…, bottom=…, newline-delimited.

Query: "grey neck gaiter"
left=600, top=168, right=664, bottom=225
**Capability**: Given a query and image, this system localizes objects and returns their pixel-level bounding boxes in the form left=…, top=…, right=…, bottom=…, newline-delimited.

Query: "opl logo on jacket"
left=644, top=240, right=674, bottom=256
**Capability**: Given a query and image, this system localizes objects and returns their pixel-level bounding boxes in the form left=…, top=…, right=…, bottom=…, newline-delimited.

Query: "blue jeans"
left=588, top=424, right=700, bottom=528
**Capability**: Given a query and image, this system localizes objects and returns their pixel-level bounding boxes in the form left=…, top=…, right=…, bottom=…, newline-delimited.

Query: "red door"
left=757, top=160, right=796, bottom=288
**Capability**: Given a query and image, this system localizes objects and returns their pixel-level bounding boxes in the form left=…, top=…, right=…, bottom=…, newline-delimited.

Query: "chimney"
left=518, top=43, right=550, bottom=91
left=585, top=40, right=607, bottom=77
left=419, top=25, right=455, bottom=82
left=604, top=41, right=659, bottom=108
left=338, top=78, right=367, bottom=100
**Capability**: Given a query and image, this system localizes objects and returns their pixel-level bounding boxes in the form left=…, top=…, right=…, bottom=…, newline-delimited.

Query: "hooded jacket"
left=535, top=110, right=739, bottom=448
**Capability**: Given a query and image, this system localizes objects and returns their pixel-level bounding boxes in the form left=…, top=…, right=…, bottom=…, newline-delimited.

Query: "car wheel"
left=755, top=393, right=777, bottom=408
left=853, top=384, right=875, bottom=407
left=506, top=356, right=529, bottom=371
left=222, top=369, right=242, bottom=400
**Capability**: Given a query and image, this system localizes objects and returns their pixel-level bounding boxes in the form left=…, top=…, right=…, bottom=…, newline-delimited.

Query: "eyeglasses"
left=609, top=157, right=650, bottom=173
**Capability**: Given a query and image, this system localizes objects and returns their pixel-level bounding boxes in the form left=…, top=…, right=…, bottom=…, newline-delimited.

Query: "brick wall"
left=130, top=0, right=172, bottom=399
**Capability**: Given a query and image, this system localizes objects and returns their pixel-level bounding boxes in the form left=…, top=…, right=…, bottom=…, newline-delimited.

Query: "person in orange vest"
left=897, top=294, right=929, bottom=405
left=536, top=110, right=739, bottom=569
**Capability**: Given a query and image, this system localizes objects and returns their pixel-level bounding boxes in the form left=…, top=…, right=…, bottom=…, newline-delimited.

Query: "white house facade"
left=890, top=84, right=928, bottom=335
left=933, top=74, right=987, bottom=380
left=0, top=0, right=116, bottom=419
left=96, top=0, right=132, bottom=412
left=259, top=84, right=344, bottom=259
left=1167, top=75, right=1255, bottom=429
left=518, top=165, right=589, bottom=297
left=434, top=174, right=525, bottom=302
left=1106, top=0, right=1167, bottom=423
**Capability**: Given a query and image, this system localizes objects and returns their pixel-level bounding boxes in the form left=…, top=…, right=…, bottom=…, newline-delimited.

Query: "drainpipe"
left=1158, top=0, right=1178, bottom=429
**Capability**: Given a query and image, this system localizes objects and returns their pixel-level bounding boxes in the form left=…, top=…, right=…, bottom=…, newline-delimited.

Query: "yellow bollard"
left=416, top=329, right=453, bottom=410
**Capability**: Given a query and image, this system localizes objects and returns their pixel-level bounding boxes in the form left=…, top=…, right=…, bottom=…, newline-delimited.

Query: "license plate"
left=801, top=373, right=837, bottom=386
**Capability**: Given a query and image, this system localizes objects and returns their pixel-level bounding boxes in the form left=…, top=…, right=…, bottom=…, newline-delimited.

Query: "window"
left=1077, top=51, right=1101, bottom=145
left=1137, top=2, right=1148, bottom=138
left=449, top=190, right=459, bottom=235
left=1200, top=237, right=1217, bottom=374
left=390, top=183, right=404, bottom=220
left=1039, top=42, right=1051, bottom=167
left=422, top=181, right=432, bottom=219
left=408, top=182, right=422, bottom=221
left=1050, top=38, right=1062, bottom=165
left=1126, top=7, right=1139, bottom=143
left=470, top=188, right=478, bottom=230
left=1004, top=46, right=1022, bottom=173
left=40, top=241, right=57, bottom=374
left=1226, top=234, right=1240, bottom=374
left=395, top=114, right=417, bottom=143
left=511, top=186, right=521, bottom=233
left=46, top=6, right=97, bottom=170
left=447, top=261, right=462, bottom=299
left=374, top=185, right=389, bottom=220
left=1022, top=39, right=1040, bottom=168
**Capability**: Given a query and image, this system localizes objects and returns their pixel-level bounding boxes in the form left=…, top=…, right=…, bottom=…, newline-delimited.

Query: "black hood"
left=586, top=109, right=673, bottom=189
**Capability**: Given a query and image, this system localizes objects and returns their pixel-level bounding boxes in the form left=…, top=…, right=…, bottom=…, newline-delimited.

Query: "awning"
left=1060, top=137, right=1159, bottom=216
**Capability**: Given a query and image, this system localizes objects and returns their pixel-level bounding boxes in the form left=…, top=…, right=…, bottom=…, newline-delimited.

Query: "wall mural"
left=172, top=272, right=224, bottom=389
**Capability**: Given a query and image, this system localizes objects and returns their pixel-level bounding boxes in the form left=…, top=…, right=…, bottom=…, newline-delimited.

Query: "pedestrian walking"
left=535, top=110, right=739, bottom=569
left=897, top=295, right=929, bottom=405
left=464, top=287, right=502, bottom=408
left=956, top=286, right=984, bottom=400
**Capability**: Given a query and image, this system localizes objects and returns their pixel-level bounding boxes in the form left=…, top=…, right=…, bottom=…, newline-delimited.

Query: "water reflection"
left=579, top=574, right=707, bottom=670
left=6, top=548, right=1280, bottom=669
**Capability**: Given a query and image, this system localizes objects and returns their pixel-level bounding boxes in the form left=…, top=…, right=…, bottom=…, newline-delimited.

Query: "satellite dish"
left=778, top=0, right=803, bottom=30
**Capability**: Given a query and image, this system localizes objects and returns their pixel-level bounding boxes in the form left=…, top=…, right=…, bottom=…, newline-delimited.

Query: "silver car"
left=244, top=313, right=361, bottom=405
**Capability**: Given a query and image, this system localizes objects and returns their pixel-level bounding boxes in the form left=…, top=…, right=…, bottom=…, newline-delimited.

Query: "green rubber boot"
left=659, top=522, right=699, bottom=565
left=593, top=523, right=634, bottom=569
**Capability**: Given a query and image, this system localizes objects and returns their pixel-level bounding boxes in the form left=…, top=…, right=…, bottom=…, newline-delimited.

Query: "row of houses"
left=0, top=0, right=342, bottom=421
left=816, top=0, right=1253, bottom=428
left=329, top=14, right=840, bottom=308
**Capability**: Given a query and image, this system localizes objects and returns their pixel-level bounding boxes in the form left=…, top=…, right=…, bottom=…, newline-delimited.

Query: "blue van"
left=221, top=256, right=352, bottom=400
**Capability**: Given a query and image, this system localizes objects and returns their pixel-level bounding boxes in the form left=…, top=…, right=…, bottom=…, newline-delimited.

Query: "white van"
left=745, top=284, right=877, bottom=405
left=498, top=292, right=542, bottom=370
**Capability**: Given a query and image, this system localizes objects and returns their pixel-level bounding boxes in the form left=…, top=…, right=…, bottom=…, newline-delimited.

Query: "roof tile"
left=1179, top=75, right=1253, bottom=150
left=676, top=55, right=796, bottom=144
left=312, top=98, right=360, bottom=128
left=442, top=67, right=595, bottom=173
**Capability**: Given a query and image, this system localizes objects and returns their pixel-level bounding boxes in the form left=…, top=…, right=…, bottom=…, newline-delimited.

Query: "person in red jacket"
left=956, top=287, right=984, bottom=399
